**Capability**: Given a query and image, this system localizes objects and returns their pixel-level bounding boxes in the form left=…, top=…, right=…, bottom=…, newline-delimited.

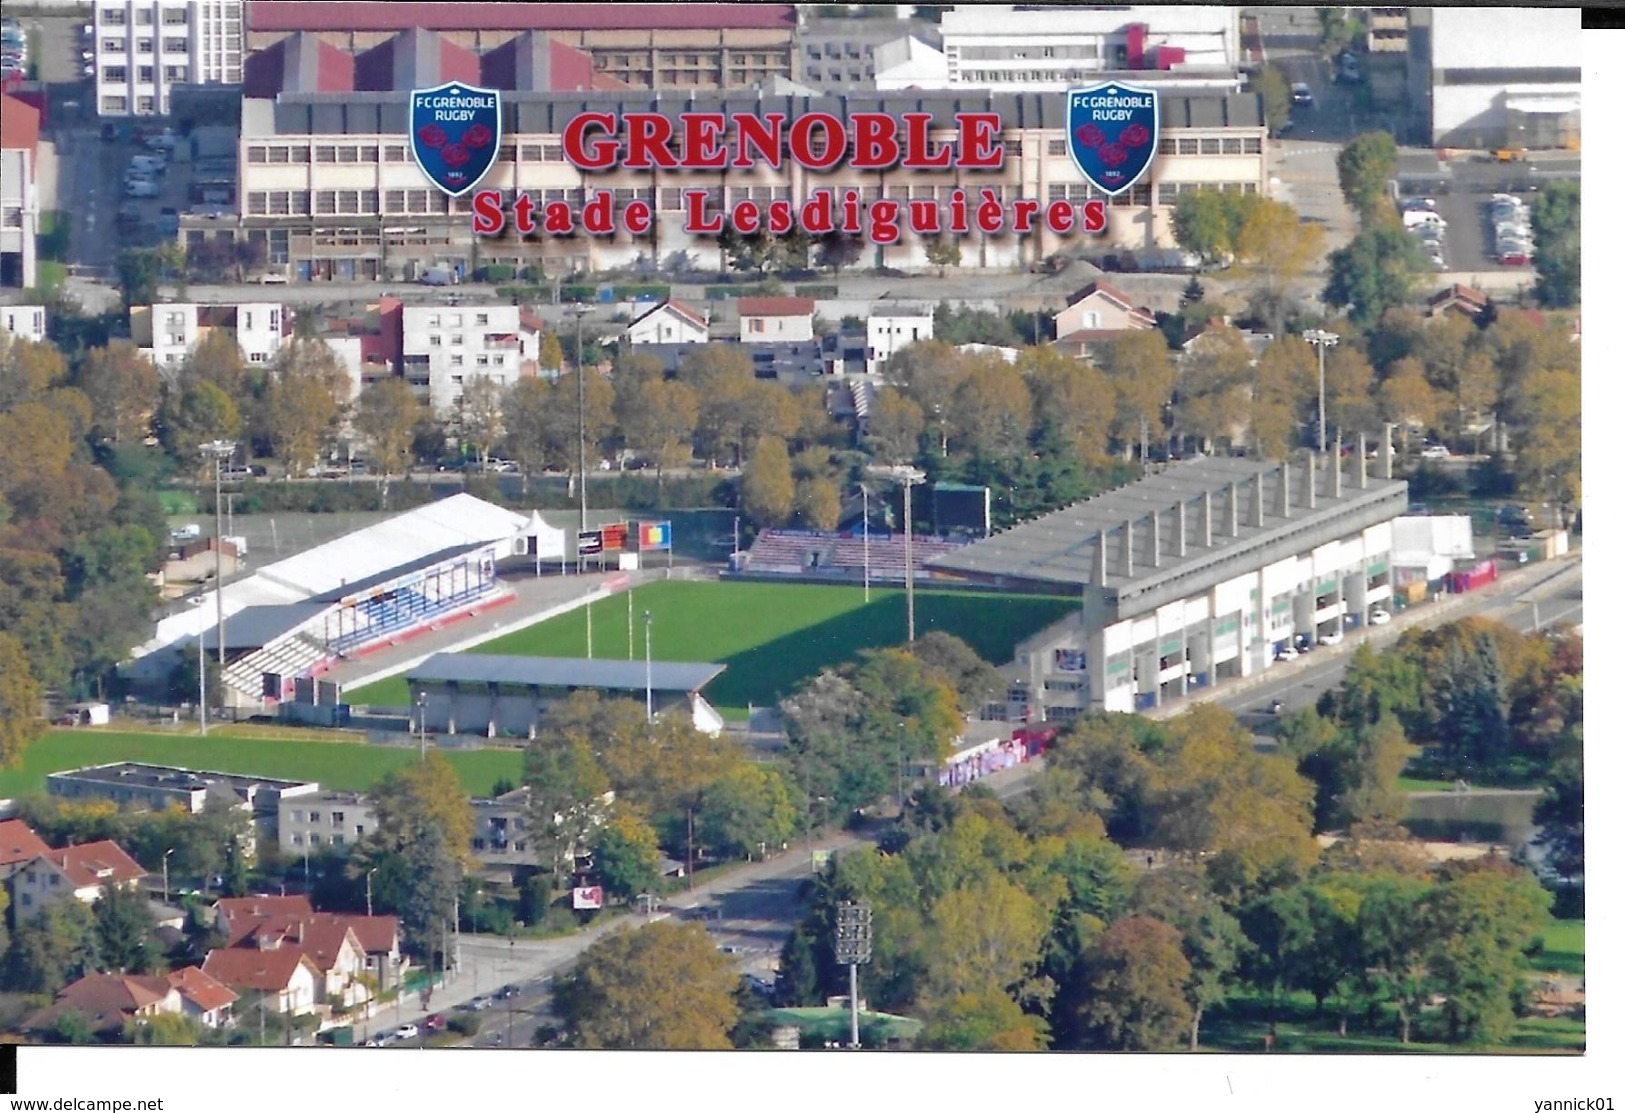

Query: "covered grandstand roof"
left=928, top=455, right=1407, bottom=600
left=408, top=653, right=725, bottom=694
left=199, top=603, right=330, bottom=651
left=253, top=493, right=527, bottom=600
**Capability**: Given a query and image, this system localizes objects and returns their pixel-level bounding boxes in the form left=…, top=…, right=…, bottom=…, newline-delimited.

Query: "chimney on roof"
left=1332, top=436, right=1343, bottom=498
left=1305, top=454, right=1317, bottom=510
left=1148, top=510, right=1161, bottom=568
left=1175, top=500, right=1187, bottom=558
left=1093, top=530, right=1108, bottom=586
left=1200, top=490, right=1213, bottom=547
left=1277, top=461, right=1291, bottom=518
left=1358, top=433, right=1369, bottom=488
left=1121, top=519, right=1134, bottom=578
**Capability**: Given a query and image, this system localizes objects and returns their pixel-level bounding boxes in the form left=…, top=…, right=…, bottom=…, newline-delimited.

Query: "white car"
left=395, top=1024, right=419, bottom=1041
left=1275, top=644, right=1299, bottom=662
left=1318, top=630, right=1344, bottom=647
left=1369, top=608, right=1392, bottom=626
left=1420, top=444, right=1451, bottom=459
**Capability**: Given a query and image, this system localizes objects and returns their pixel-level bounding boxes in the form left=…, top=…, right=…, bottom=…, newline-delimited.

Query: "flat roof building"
left=929, top=447, right=1408, bottom=720
left=405, top=653, right=728, bottom=738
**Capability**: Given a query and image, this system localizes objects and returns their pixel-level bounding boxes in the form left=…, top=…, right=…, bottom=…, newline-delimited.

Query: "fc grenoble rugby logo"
left=1066, top=82, right=1159, bottom=197
left=410, top=81, right=501, bottom=197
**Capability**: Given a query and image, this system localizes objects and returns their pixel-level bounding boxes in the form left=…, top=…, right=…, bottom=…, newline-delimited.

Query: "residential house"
left=214, top=895, right=405, bottom=998
left=24, top=973, right=180, bottom=1039
left=0, top=94, right=40, bottom=289
left=1179, top=317, right=1274, bottom=361
left=400, top=303, right=541, bottom=414
left=321, top=297, right=403, bottom=401
left=1426, top=284, right=1491, bottom=322
left=167, top=965, right=240, bottom=1028
left=10, top=841, right=146, bottom=921
left=1052, top=281, right=1158, bottom=359
left=738, top=296, right=816, bottom=343
left=624, top=299, right=710, bottom=345
left=201, top=946, right=321, bottom=1016
left=130, top=301, right=289, bottom=371
left=0, top=304, right=47, bottom=343
left=0, top=819, right=50, bottom=881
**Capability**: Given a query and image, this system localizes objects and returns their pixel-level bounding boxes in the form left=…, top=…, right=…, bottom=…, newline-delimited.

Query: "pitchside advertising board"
left=406, top=86, right=1164, bottom=243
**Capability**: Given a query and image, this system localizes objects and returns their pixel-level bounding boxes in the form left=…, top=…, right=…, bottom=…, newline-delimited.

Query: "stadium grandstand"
left=125, top=495, right=564, bottom=710
left=732, top=528, right=970, bottom=582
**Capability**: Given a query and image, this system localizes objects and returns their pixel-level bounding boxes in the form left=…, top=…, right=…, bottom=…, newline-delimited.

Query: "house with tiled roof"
left=1052, top=281, right=1158, bottom=359
left=215, top=895, right=405, bottom=1001
left=24, top=973, right=178, bottom=1039
left=202, top=946, right=321, bottom=1016
left=1, top=93, right=41, bottom=290
left=167, top=966, right=239, bottom=1028
left=9, top=841, right=146, bottom=921
left=625, top=299, right=711, bottom=346
left=0, top=819, right=50, bottom=880
left=739, top=297, right=817, bottom=343
left=1426, top=284, right=1491, bottom=322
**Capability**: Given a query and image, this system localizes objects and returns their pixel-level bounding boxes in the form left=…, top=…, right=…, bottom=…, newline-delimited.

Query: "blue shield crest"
left=1066, top=82, right=1160, bottom=197
left=409, top=81, right=502, bottom=197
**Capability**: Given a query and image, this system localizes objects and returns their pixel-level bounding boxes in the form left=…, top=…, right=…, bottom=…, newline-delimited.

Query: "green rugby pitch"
left=345, top=580, right=1077, bottom=718
left=0, top=729, right=523, bottom=800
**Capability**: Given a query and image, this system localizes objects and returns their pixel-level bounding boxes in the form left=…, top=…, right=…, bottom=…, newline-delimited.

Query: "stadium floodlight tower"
left=1302, top=329, right=1339, bottom=453
left=199, top=439, right=236, bottom=701
left=835, top=901, right=873, bottom=1049
left=866, top=465, right=928, bottom=643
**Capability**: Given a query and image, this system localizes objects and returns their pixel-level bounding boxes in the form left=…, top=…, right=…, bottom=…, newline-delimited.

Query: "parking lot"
left=1395, top=152, right=1578, bottom=274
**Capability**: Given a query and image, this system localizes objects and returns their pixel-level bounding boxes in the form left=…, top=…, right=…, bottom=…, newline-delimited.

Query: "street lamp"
left=860, top=484, right=871, bottom=603
left=200, top=439, right=236, bottom=702
left=1302, top=330, right=1339, bottom=454
left=162, top=847, right=175, bottom=904
left=572, top=306, right=592, bottom=541
left=366, top=866, right=378, bottom=918
left=416, top=691, right=428, bottom=760
left=643, top=610, right=654, bottom=722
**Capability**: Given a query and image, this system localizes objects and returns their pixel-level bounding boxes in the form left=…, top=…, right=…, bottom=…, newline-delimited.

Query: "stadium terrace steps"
left=743, top=530, right=969, bottom=579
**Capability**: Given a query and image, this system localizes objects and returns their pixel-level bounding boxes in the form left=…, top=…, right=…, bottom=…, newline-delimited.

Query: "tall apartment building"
left=130, top=300, right=286, bottom=369
left=399, top=304, right=541, bottom=414
left=94, top=0, right=244, bottom=116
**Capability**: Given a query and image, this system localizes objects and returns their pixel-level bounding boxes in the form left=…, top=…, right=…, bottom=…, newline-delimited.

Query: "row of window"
left=101, top=64, right=185, bottom=82
left=100, top=94, right=159, bottom=113
left=290, top=832, right=346, bottom=847
left=99, top=36, right=191, bottom=54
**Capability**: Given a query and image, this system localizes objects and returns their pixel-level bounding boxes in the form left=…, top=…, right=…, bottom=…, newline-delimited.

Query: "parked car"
left=424, top=1013, right=446, bottom=1032
left=394, top=1024, right=419, bottom=1041
left=1420, top=444, right=1450, bottom=459
left=497, top=985, right=521, bottom=1000
left=1318, top=630, right=1344, bottom=647
left=1275, top=644, right=1299, bottom=662
left=1267, top=698, right=1284, bottom=715
left=466, top=995, right=494, bottom=1011
left=1369, top=608, right=1392, bottom=626
left=1291, top=82, right=1313, bottom=106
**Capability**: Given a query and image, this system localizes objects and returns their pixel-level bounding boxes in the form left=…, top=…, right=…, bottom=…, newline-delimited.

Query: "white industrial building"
left=1390, top=514, right=1475, bottom=585
left=130, top=301, right=287, bottom=369
left=0, top=304, right=47, bottom=343
left=865, top=310, right=934, bottom=377
left=400, top=303, right=542, bottom=415
left=1427, top=7, right=1580, bottom=149
left=93, top=0, right=244, bottom=117
left=929, top=448, right=1408, bottom=721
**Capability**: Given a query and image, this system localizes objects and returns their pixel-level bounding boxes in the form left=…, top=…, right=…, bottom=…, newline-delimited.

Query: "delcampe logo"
left=1066, top=81, right=1160, bottom=197
left=410, top=81, right=502, bottom=197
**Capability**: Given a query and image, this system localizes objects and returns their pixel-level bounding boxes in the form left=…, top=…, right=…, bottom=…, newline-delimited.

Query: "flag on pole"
left=638, top=521, right=672, bottom=551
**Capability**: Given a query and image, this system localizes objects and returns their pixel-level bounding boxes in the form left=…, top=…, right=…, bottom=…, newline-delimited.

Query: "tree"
left=909, top=631, right=1003, bottom=717
left=123, top=1012, right=202, bottom=1046
left=816, top=231, right=864, bottom=273
left=1532, top=756, right=1583, bottom=886
left=1099, top=330, right=1176, bottom=457
left=1378, top=357, right=1440, bottom=448
left=371, top=753, right=476, bottom=868
left=695, top=763, right=798, bottom=861
left=0, top=332, right=69, bottom=410
left=1172, top=189, right=1237, bottom=264
left=353, top=378, right=421, bottom=481
left=1252, top=335, right=1317, bottom=457
left=949, top=358, right=1032, bottom=460
left=1074, top=916, right=1192, bottom=1051
left=156, top=380, right=241, bottom=466
left=1175, top=325, right=1254, bottom=452
left=0, top=632, right=45, bottom=768
left=1324, top=341, right=1379, bottom=443
left=591, top=811, right=663, bottom=901
left=5, top=897, right=100, bottom=996
left=1255, top=65, right=1293, bottom=134
left=115, top=248, right=163, bottom=310
left=614, top=363, right=698, bottom=483
left=920, top=989, right=1049, bottom=1051
left=794, top=475, right=842, bottom=531
left=1511, top=366, right=1581, bottom=525
left=1324, top=226, right=1424, bottom=329
left=925, top=874, right=1048, bottom=1002
left=451, top=375, right=506, bottom=468
left=1233, top=198, right=1325, bottom=306
left=93, top=882, right=157, bottom=974
left=553, top=921, right=739, bottom=1049
left=863, top=389, right=925, bottom=464
left=1019, top=346, right=1114, bottom=464
left=775, top=928, right=820, bottom=1007
left=1425, top=860, right=1550, bottom=1044
left=923, top=236, right=961, bottom=277
left=395, top=819, right=461, bottom=959
left=539, top=332, right=565, bottom=374
left=888, top=339, right=971, bottom=455
left=741, top=434, right=795, bottom=529
left=1528, top=179, right=1579, bottom=309
left=1129, top=864, right=1245, bottom=1049
left=265, top=338, right=349, bottom=476
left=75, top=341, right=159, bottom=446
left=1336, top=132, right=1399, bottom=225
left=524, top=730, right=611, bottom=891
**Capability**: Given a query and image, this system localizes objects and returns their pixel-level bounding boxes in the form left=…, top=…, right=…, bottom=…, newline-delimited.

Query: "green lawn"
left=1531, top=917, right=1584, bottom=977
left=0, top=729, right=523, bottom=800
left=345, top=581, right=1077, bottom=718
